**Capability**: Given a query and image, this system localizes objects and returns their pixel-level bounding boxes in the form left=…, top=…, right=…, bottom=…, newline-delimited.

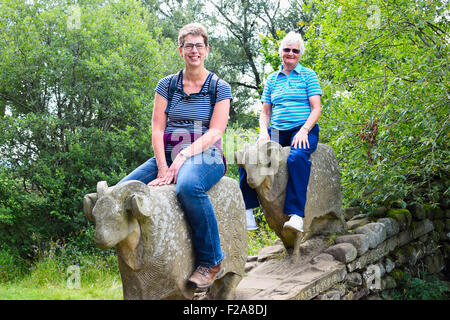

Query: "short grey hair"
left=279, top=31, right=305, bottom=57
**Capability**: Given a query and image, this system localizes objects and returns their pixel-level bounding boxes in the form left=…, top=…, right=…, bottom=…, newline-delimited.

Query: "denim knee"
left=287, top=149, right=310, bottom=165
left=176, top=178, right=204, bottom=200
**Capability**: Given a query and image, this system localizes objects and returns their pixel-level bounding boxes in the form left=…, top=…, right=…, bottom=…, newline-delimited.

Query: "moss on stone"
left=390, top=269, right=404, bottom=281
left=387, top=209, right=412, bottom=229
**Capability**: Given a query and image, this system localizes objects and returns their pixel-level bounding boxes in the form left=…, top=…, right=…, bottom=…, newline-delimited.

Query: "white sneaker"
left=283, top=215, right=303, bottom=232
left=246, top=209, right=257, bottom=231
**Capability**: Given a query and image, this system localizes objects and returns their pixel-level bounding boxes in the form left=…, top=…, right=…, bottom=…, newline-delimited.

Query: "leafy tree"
left=0, top=0, right=182, bottom=257
left=301, top=0, right=449, bottom=209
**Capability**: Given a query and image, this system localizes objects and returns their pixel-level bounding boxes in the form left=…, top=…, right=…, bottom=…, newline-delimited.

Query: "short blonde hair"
left=279, top=31, right=305, bottom=57
left=178, top=23, right=209, bottom=47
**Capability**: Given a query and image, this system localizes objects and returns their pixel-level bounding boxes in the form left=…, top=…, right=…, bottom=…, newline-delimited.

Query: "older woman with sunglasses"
left=119, top=23, right=232, bottom=290
left=240, top=31, right=322, bottom=234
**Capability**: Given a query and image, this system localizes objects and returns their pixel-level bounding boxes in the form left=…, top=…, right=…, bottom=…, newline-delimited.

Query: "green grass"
left=0, top=281, right=122, bottom=300
left=0, top=236, right=123, bottom=300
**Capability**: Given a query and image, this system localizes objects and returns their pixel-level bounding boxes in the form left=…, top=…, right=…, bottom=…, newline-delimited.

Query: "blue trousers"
left=119, top=146, right=225, bottom=267
left=238, top=124, right=319, bottom=217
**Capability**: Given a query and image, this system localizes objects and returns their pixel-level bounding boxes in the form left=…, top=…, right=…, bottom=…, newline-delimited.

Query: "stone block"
left=424, top=250, right=445, bottom=273
left=406, top=246, right=418, bottom=266
left=311, top=253, right=335, bottom=264
left=363, top=264, right=383, bottom=291
left=345, top=272, right=363, bottom=287
left=325, top=243, right=358, bottom=263
left=425, top=205, right=444, bottom=220
left=384, top=257, right=395, bottom=273
left=406, top=203, right=426, bottom=220
left=372, top=207, right=388, bottom=218
left=346, top=236, right=398, bottom=273
left=347, top=217, right=370, bottom=230
left=344, top=207, right=360, bottom=221
left=377, top=217, right=400, bottom=238
left=354, top=223, right=387, bottom=249
left=343, top=287, right=369, bottom=300
left=319, top=290, right=341, bottom=300
left=335, top=234, right=370, bottom=256
left=245, top=261, right=258, bottom=273
left=397, top=230, right=413, bottom=247
left=387, top=209, right=412, bottom=230
left=411, top=219, right=434, bottom=239
left=257, top=244, right=286, bottom=262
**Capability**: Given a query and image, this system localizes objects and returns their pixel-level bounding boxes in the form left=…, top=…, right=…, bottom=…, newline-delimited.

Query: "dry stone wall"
left=234, top=202, right=449, bottom=300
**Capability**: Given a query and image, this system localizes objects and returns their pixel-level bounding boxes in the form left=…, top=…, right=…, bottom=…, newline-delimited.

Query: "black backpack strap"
left=165, top=69, right=183, bottom=113
left=208, top=73, right=219, bottom=107
left=208, top=73, right=219, bottom=117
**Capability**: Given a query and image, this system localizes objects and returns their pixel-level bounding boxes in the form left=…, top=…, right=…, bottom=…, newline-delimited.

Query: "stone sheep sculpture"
left=83, top=178, right=247, bottom=300
left=235, top=140, right=346, bottom=250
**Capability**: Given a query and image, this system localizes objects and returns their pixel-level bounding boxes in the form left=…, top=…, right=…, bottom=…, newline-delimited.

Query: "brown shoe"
left=187, top=263, right=224, bottom=290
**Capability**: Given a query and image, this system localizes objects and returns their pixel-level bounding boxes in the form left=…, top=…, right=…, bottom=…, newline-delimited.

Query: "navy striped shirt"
left=155, top=72, right=232, bottom=153
left=261, top=63, right=322, bottom=130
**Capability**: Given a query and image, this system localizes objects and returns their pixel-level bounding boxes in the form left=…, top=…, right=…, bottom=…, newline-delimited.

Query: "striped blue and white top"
left=155, top=72, right=232, bottom=153
left=261, top=63, right=322, bottom=130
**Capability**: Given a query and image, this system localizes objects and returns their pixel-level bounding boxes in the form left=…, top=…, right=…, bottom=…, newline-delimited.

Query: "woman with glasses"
left=119, top=23, right=232, bottom=290
left=240, top=31, right=322, bottom=234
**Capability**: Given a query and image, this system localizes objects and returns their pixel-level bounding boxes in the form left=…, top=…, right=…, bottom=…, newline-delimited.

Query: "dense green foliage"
left=262, top=0, right=449, bottom=211
left=305, top=0, right=449, bottom=210
left=384, top=272, right=449, bottom=300
left=0, top=0, right=182, bottom=257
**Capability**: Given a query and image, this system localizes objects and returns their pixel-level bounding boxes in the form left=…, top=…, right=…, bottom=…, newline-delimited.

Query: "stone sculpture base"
left=233, top=236, right=347, bottom=300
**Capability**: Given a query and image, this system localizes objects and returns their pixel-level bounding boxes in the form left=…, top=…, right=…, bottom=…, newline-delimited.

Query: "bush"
left=0, top=245, right=26, bottom=283
left=387, top=272, right=449, bottom=300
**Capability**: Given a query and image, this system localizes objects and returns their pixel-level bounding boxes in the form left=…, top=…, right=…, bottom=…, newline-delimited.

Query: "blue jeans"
left=119, top=147, right=225, bottom=267
left=239, top=124, right=319, bottom=217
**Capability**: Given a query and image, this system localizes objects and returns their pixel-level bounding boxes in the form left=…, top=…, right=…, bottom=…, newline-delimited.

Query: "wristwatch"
left=302, top=124, right=311, bottom=132
left=180, top=148, right=191, bottom=159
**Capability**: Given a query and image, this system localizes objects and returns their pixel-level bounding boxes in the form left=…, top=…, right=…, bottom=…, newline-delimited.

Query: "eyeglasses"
left=182, top=43, right=206, bottom=51
left=282, top=48, right=300, bottom=54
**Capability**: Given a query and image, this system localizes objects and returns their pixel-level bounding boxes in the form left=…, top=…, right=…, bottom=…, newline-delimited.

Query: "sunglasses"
left=282, top=48, right=300, bottom=54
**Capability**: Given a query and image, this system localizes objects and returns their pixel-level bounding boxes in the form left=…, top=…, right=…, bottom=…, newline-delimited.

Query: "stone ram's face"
left=235, top=141, right=284, bottom=188
left=91, top=194, right=131, bottom=249
left=84, top=181, right=153, bottom=250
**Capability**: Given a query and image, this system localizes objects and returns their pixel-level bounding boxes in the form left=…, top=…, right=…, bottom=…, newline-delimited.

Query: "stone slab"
left=236, top=250, right=346, bottom=300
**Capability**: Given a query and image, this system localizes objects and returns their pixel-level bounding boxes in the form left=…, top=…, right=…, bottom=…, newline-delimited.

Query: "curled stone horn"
left=83, top=193, right=98, bottom=222
left=97, top=181, right=108, bottom=198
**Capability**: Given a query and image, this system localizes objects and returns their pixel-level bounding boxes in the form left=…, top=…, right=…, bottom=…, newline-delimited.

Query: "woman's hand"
left=148, top=165, right=168, bottom=186
left=292, top=127, right=310, bottom=149
left=148, top=154, right=187, bottom=186
left=257, top=132, right=270, bottom=144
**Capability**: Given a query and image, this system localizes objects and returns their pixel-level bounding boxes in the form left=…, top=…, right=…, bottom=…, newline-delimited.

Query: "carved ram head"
left=235, top=140, right=286, bottom=188
left=83, top=180, right=152, bottom=250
